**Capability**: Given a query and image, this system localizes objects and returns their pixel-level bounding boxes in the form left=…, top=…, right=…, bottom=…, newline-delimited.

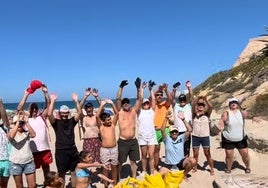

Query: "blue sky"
left=0, top=0, right=267, bottom=103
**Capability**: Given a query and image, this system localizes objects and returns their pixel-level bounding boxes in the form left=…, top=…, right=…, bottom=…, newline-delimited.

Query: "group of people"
left=0, top=78, right=261, bottom=188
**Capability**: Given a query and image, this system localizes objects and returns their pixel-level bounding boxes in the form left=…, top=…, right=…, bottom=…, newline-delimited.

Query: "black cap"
left=121, top=98, right=130, bottom=105
left=84, top=102, right=93, bottom=108
left=178, top=94, right=187, bottom=102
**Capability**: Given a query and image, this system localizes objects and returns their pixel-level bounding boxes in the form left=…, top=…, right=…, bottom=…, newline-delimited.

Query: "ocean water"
left=4, top=98, right=137, bottom=111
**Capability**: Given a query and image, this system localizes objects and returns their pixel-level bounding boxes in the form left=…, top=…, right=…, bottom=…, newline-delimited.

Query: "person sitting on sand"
left=75, top=151, right=114, bottom=188
left=159, top=112, right=196, bottom=182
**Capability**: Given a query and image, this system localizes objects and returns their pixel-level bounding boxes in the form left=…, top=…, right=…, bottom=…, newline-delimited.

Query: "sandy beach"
left=7, top=113, right=268, bottom=188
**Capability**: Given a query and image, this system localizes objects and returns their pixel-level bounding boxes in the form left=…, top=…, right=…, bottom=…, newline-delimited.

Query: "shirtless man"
left=96, top=99, right=119, bottom=188
left=79, top=87, right=101, bottom=162
left=116, top=78, right=142, bottom=179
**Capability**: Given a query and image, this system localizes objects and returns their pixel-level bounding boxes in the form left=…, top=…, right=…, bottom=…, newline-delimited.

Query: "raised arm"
left=40, top=85, right=50, bottom=118
left=186, top=81, right=194, bottom=104
left=133, top=77, right=142, bottom=112
left=203, top=96, right=213, bottom=117
left=106, top=99, right=119, bottom=125
left=72, top=93, right=83, bottom=122
left=96, top=100, right=106, bottom=126
left=0, top=98, right=9, bottom=127
left=178, top=112, right=192, bottom=133
left=116, top=80, right=128, bottom=110
left=171, top=81, right=181, bottom=105
left=17, top=90, right=30, bottom=111
left=47, top=93, right=57, bottom=124
left=92, top=88, right=101, bottom=105
left=148, top=81, right=156, bottom=110
left=24, top=115, right=36, bottom=138
left=162, top=83, right=173, bottom=106
left=79, top=88, right=91, bottom=108
left=161, top=111, right=172, bottom=140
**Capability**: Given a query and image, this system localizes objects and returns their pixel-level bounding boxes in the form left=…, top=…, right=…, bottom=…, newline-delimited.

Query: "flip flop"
left=225, top=169, right=231, bottom=174
left=245, top=168, right=251, bottom=173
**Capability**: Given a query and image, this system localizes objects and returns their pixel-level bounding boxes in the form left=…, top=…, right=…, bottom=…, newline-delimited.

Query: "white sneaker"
left=139, top=171, right=146, bottom=177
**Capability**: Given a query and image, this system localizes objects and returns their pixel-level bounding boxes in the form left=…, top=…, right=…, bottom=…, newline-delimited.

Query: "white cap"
left=229, top=98, right=239, bottom=103
left=59, top=105, right=70, bottom=112
left=142, top=98, right=150, bottom=103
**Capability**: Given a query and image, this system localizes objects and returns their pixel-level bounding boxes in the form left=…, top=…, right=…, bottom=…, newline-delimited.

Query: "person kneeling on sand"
left=75, top=151, right=114, bottom=188
left=159, top=112, right=196, bottom=182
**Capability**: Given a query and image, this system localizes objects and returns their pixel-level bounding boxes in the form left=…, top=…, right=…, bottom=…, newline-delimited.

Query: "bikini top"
left=76, top=168, right=91, bottom=177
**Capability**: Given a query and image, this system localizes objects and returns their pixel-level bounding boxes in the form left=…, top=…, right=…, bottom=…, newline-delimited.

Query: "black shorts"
left=221, top=135, right=248, bottom=150
left=118, top=138, right=140, bottom=164
left=55, top=147, right=79, bottom=174
left=161, top=158, right=185, bottom=170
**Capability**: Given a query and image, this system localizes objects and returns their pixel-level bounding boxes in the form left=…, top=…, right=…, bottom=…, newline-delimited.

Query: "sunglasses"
left=171, top=130, right=178, bottom=134
left=229, top=101, right=238, bottom=105
left=156, top=94, right=163, bottom=97
left=197, top=103, right=205, bottom=107
left=143, top=102, right=150, bottom=105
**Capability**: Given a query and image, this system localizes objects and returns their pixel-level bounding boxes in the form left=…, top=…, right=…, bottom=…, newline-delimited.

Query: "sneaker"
left=139, top=171, right=146, bottom=177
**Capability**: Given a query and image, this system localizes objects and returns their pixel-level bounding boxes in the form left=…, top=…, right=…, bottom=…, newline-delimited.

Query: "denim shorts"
left=0, top=160, right=10, bottom=177
left=192, top=136, right=210, bottom=148
left=9, top=160, right=35, bottom=175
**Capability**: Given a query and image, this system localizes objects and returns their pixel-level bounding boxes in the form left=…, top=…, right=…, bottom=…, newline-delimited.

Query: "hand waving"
left=135, top=77, right=141, bottom=89
left=119, top=80, right=128, bottom=88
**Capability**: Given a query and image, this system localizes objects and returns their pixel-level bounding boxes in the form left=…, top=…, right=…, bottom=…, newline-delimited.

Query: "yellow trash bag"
left=114, top=176, right=143, bottom=188
left=163, top=170, right=184, bottom=188
left=143, top=172, right=165, bottom=188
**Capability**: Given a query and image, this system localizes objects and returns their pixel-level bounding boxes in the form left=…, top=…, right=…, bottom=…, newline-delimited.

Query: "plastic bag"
left=143, top=173, right=165, bottom=188
left=164, top=170, right=184, bottom=188
left=114, top=177, right=143, bottom=188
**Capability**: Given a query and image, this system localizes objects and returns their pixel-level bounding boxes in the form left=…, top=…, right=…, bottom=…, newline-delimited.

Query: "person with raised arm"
left=159, top=112, right=196, bottom=182
left=79, top=87, right=101, bottom=162
left=137, top=80, right=158, bottom=176
left=47, top=93, right=83, bottom=188
left=96, top=99, right=119, bottom=188
left=171, top=80, right=193, bottom=157
left=8, top=111, right=36, bottom=188
left=153, top=82, right=173, bottom=169
left=116, top=77, right=142, bottom=179
left=17, top=84, right=52, bottom=180
left=191, top=95, right=215, bottom=175
left=0, top=98, right=11, bottom=188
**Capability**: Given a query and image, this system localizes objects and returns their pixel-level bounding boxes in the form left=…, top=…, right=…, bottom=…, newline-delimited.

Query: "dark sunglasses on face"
left=197, top=103, right=205, bottom=107
left=143, top=102, right=150, bottom=106
left=229, top=101, right=239, bottom=106
left=171, top=130, right=178, bottom=134
left=156, top=94, right=163, bottom=97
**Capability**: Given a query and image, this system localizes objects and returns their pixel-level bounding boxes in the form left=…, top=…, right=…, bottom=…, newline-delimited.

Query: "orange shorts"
left=33, top=150, right=53, bottom=169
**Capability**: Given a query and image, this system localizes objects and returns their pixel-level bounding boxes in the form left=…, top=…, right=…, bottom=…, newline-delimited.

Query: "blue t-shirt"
left=164, top=133, right=185, bottom=165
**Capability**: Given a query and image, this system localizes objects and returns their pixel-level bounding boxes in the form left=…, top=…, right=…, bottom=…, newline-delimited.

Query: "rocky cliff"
left=194, top=36, right=268, bottom=118
left=234, top=36, right=268, bottom=67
